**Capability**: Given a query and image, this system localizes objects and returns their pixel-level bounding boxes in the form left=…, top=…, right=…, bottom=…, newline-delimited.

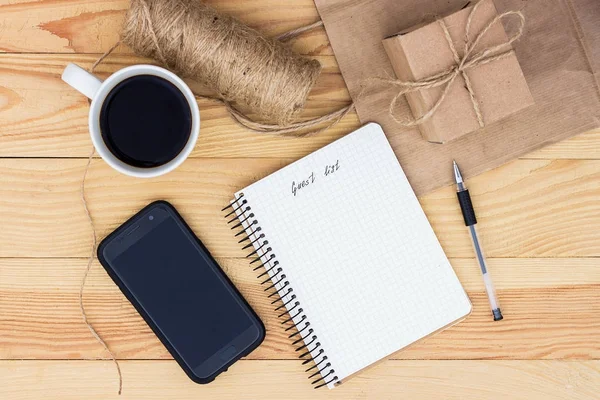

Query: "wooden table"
left=1, top=1, right=599, bottom=399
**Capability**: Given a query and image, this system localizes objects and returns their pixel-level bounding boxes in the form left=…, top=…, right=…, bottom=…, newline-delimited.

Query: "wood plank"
left=1, top=257, right=598, bottom=360
left=522, top=129, right=600, bottom=160
left=0, top=158, right=599, bottom=258
left=0, top=53, right=356, bottom=159
left=0, top=0, right=331, bottom=54
left=2, top=53, right=600, bottom=159
left=0, top=360, right=598, bottom=400
left=2, top=1, right=597, bottom=399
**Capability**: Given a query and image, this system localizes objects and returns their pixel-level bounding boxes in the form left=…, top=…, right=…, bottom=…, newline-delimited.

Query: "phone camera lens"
left=148, top=215, right=154, bottom=221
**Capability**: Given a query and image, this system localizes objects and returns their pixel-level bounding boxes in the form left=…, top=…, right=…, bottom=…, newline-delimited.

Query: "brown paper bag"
left=314, top=0, right=600, bottom=195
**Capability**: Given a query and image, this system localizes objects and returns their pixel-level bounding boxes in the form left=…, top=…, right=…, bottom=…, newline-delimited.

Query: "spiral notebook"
left=224, top=123, right=471, bottom=388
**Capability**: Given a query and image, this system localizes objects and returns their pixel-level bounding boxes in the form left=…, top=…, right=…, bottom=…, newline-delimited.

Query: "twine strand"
left=90, top=41, right=122, bottom=73
left=222, top=100, right=355, bottom=137
left=275, top=20, right=325, bottom=42
left=377, top=2, right=525, bottom=127
left=437, top=15, right=484, bottom=127
left=79, top=147, right=123, bottom=395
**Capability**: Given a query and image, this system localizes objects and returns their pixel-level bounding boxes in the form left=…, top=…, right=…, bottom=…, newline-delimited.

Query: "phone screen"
left=106, top=211, right=254, bottom=371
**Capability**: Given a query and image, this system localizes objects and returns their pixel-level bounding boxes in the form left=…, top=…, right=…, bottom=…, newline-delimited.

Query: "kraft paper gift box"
left=382, top=0, right=534, bottom=143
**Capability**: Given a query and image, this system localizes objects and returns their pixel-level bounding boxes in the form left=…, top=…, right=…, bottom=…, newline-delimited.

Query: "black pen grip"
left=457, top=190, right=477, bottom=226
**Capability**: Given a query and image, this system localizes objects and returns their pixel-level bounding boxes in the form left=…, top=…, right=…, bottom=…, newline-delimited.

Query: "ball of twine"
left=121, top=0, right=322, bottom=125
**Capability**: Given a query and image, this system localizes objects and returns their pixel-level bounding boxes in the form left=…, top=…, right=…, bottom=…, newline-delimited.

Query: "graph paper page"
left=236, top=123, right=471, bottom=388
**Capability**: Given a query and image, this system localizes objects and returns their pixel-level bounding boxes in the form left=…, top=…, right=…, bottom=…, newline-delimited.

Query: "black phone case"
left=97, top=200, right=265, bottom=384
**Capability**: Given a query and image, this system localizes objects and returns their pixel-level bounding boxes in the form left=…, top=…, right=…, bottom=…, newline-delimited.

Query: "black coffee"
left=100, top=75, right=192, bottom=168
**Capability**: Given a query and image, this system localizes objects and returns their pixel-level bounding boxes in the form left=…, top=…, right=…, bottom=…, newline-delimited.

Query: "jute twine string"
left=118, top=0, right=354, bottom=135
left=79, top=147, right=123, bottom=395
left=78, top=11, right=341, bottom=396
left=377, top=1, right=524, bottom=127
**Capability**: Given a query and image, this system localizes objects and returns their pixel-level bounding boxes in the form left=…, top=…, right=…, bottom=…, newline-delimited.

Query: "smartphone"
left=98, top=201, right=265, bottom=384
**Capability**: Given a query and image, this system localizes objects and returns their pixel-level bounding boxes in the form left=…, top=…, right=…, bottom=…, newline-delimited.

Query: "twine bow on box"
left=382, top=1, right=525, bottom=127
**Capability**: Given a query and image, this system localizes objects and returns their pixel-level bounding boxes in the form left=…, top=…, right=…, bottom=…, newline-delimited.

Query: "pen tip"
left=453, top=160, right=463, bottom=185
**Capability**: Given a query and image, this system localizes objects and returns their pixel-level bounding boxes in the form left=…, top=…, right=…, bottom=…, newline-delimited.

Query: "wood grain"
left=1, top=360, right=598, bottom=400
left=1, top=53, right=599, bottom=159
left=0, top=53, right=356, bottom=159
left=0, top=158, right=598, bottom=258
left=0, top=0, right=330, bottom=54
left=1, top=0, right=599, bottom=398
left=524, top=129, right=600, bottom=159
left=1, top=257, right=598, bottom=360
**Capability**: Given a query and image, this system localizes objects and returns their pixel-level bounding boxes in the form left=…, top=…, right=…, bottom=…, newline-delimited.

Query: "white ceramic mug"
left=62, top=63, right=200, bottom=178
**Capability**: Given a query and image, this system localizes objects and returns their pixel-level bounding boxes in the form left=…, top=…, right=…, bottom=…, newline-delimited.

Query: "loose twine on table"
left=79, top=16, right=341, bottom=396
left=374, top=1, right=524, bottom=128
left=79, top=147, right=123, bottom=395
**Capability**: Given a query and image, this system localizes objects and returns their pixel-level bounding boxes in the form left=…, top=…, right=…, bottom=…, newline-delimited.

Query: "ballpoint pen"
left=453, top=161, right=503, bottom=321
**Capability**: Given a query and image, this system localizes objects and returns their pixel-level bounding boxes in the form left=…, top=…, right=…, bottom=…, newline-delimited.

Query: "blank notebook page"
left=235, top=123, right=471, bottom=388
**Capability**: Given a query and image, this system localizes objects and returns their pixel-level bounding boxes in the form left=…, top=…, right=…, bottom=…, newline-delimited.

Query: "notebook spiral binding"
left=223, top=193, right=339, bottom=389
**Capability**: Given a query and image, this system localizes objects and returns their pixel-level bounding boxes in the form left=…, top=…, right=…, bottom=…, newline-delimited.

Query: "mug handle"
left=61, top=63, right=103, bottom=100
